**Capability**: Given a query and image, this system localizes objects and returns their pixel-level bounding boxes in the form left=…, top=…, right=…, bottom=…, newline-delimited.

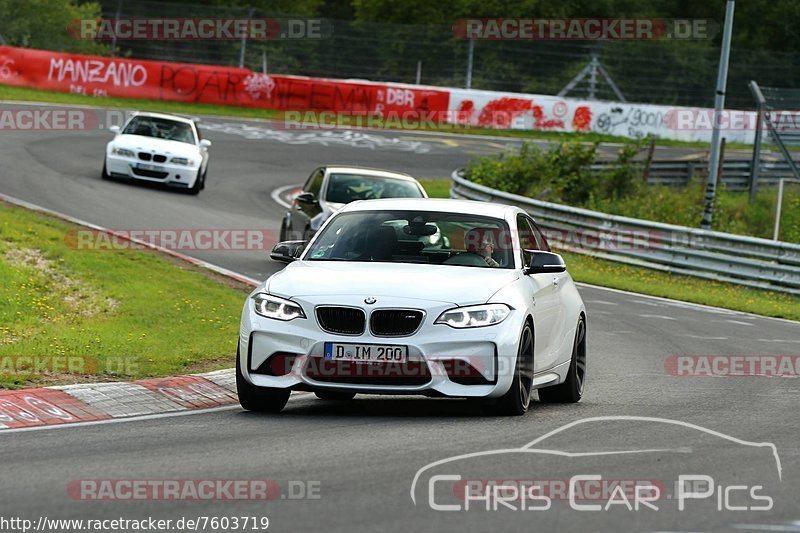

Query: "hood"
left=113, top=134, right=199, bottom=158
left=267, top=261, right=520, bottom=306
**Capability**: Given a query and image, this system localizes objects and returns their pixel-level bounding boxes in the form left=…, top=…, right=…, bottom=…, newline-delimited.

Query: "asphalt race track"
left=1, top=102, right=799, bottom=532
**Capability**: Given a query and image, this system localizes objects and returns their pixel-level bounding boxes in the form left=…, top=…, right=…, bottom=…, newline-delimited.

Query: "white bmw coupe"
left=238, top=199, right=587, bottom=415
left=103, top=112, right=211, bottom=194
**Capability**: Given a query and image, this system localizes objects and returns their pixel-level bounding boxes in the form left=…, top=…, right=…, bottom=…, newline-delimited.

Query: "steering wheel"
left=442, top=252, right=490, bottom=267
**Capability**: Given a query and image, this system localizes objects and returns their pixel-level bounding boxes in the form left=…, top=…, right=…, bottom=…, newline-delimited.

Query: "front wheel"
left=539, top=316, right=586, bottom=403
left=235, top=348, right=290, bottom=413
left=101, top=160, right=111, bottom=180
left=492, top=323, right=534, bottom=416
left=187, top=169, right=204, bottom=195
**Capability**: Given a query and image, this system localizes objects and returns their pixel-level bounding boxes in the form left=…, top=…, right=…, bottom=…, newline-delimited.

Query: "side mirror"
left=524, top=251, right=566, bottom=275
left=200, top=139, right=212, bottom=149
left=109, top=125, right=121, bottom=134
left=270, top=240, right=308, bottom=263
left=295, top=192, right=317, bottom=204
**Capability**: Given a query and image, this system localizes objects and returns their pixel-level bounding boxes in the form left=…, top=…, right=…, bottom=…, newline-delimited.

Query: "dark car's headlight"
left=252, top=293, right=305, bottom=321
left=435, top=304, right=511, bottom=328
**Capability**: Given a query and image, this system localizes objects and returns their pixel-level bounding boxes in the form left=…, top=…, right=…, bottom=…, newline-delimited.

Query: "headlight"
left=111, top=147, right=135, bottom=157
left=252, top=293, right=305, bottom=321
left=435, top=304, right=511, bottom=328
left=170, top=157, right=196, bottom=166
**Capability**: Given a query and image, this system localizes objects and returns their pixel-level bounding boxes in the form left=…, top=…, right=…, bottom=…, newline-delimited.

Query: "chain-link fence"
left=5, top=0, right=799, bottom=110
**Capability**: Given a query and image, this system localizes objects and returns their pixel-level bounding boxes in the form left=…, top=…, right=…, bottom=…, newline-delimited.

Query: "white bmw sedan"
left=238, top=199, right=586, bottom=416
left=102, top=112, right=211, bottom=194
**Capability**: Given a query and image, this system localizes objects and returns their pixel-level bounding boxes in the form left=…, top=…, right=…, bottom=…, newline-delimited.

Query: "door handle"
left=553, top=276, right=560, bottom=287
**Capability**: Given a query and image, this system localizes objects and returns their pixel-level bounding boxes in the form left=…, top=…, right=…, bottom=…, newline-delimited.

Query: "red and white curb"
left=0, top=369, right=238, bottom=430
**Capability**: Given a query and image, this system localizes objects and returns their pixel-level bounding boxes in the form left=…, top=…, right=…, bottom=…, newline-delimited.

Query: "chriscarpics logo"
left=411, top=417, right=783, bottom=528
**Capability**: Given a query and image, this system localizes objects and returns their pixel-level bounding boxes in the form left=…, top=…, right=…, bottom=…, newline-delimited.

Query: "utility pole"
left=700, top=0, right=736, bottom=230
left=465, top=39, right=474, bottom=89
left=239, top=8, right=255, bottom=68
left=748, top=81, right=765, bottom=201
left=110, top=0, right=123, bottom=58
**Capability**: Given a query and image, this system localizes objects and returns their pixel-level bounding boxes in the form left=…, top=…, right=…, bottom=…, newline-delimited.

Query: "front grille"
left=153, top=154, right=167, bottom=163
left=316, top=306, right=365, bottom=335
left=304, top=358, right=431, bottom=386
left=131, top=168, right=169, bottom=179
left=138, top=152, right=152, bottom=161
left=370, top=309, right=424, bottom=336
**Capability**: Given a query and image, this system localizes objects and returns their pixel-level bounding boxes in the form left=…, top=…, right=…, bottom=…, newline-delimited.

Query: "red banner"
left=0, top=46, right=449, bottom=117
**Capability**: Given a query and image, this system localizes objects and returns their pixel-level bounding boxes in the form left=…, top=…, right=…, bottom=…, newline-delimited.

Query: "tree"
left=0, top=0, right=109, bottom=54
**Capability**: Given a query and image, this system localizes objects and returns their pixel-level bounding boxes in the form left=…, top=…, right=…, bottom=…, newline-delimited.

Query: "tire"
left=492, top=323, right=534, bottom=416
left=235, top=348, right=291, bottom=413
left=101, top=160, right=111, bottom=180
left=200, top=168, right=207, bottom=190
left=187, top=169, right=203, bottom=195
left=539, top=316, right=586, bottom=404
left=314, top=390, right=356, bottom=401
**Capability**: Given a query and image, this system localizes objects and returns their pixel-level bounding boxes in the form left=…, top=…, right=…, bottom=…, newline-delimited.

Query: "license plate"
left=324, top=342, right=407, bottom=363
left=135, top=162, right=165, bottom=172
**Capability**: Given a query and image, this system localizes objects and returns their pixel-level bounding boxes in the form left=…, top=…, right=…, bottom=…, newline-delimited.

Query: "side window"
left=304, top=168, right=325, bottom=197
left=529, top=219, right=551, bottom=252
left=516, top=215, right=539, bottom=251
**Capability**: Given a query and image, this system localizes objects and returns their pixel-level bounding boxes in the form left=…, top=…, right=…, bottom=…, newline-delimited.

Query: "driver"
left=479, top=239, right=500, bottom=267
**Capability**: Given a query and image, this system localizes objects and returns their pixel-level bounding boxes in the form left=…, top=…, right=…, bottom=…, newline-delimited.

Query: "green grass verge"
left=561, top=251, right=800, bottom=321
left=0, top=201, right=251, bottom=389
left=418, top=178, right=451, bottom=199
left=420, top=177, right=800, bottom=320
left=0, top=84, right=737, bottom=149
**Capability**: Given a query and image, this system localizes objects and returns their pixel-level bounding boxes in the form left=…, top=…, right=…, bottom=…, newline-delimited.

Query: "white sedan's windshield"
left=305, top=210, right=513, bottom=268
left=123, top=117, right=197, bottom=144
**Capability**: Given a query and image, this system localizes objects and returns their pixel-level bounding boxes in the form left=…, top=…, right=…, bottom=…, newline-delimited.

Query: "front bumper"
left=238, top=295, right=525, bottom=398
left=106, top=154, right=200, bottom=188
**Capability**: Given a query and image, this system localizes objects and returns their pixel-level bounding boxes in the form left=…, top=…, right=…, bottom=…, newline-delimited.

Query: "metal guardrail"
left=592, top=159, right=797, bottom=192
left=450, top=169, right=800, bottom=295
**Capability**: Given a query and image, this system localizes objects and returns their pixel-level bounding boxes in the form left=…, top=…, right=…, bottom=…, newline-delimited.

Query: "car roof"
left=338, top=198, right=518, bottom=219
left=324, top=166, right=417, bottom=182
left=129, top=112, right=195, bottom=125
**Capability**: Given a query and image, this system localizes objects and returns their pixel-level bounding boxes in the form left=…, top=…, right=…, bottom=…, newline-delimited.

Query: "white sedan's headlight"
left=111, top=147, right=135, bottom=157
left=435, top=304, right=511, bottom=328
left=253, top=293, right=305, bottom=321
left=170, top=157, right=196, bottom=166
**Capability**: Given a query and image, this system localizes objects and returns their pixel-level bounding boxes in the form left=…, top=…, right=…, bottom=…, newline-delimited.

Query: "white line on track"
left=639, top=314, right=677, bottom=320
left=575, top=282, right=800, bottom=325
left=270, top=183, right=299, bottom=209
left=0, top=405, right=242, bottom=435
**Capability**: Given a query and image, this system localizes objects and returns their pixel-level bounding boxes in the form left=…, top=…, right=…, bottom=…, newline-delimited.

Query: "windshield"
left=305, top=210, right=513, bottom=269
left=325, top=174, right=424, bottom=204
left=122, top=116, right=196, bottom=144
